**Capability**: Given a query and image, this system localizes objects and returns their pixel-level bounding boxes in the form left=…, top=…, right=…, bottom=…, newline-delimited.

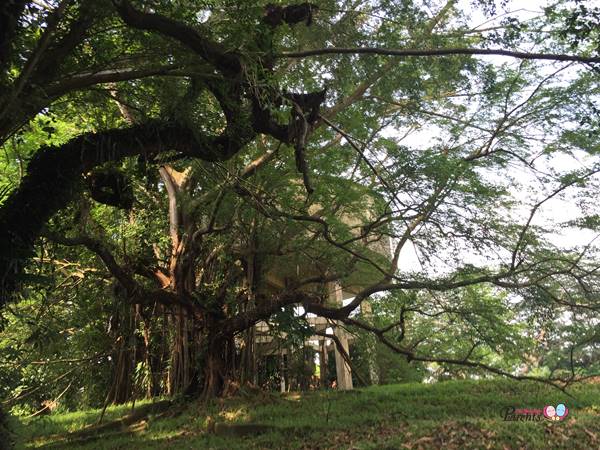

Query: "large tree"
left=1, top=0, right=600, bottom=399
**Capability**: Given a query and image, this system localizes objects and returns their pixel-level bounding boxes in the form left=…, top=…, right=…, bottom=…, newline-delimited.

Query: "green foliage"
left=2, top=0, right=600, bottom=412
left=374, top=343, right=425, bottom=384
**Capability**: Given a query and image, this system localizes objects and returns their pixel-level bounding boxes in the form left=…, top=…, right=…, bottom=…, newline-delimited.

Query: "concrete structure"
left=330, top=282, right=353, bottom=390
left=253, top=281, right=375, bottom=391
left=251, top=188, right=391, bottom=390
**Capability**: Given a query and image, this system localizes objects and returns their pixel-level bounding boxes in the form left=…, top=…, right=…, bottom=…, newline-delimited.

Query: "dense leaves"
left=0, top=0, right=599, bottom=412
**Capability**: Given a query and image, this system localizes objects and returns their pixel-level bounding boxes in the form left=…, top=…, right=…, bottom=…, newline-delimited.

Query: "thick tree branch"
left=113, top=0, right=241, bottom=75
left=280, top=47, right=600, bottom=64
left=0, top=120, right=254, bottom=302
left=41, top=230, right=137, bottom=293
left=222, top=290, right=323, bottom=336
left=0, top=2, right=95, bottom=142
left=42, top=230, right=199, bottom=312
left=0, top=64, right=192, bottom=145
left=304, top=261, right=589, bottom=320
left=10, top=0, right=72, bottom=101
left=47, top=65, right=186, bottom=97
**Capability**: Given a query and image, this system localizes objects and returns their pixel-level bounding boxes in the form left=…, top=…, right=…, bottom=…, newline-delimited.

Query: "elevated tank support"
left=329, top=282, right=353, bottom=390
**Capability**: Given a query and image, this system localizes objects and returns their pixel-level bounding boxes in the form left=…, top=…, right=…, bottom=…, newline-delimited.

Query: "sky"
left=390, top=0, right=600, bottom=275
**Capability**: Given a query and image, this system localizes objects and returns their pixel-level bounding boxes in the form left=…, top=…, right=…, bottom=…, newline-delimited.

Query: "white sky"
left=391, top=0, right=600, bottom=274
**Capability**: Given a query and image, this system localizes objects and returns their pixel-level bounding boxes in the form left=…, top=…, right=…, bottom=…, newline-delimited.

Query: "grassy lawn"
left=12, top=379, right=600, bottom=449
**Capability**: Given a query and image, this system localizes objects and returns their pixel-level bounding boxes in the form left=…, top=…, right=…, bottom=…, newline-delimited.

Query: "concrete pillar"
left=329, top=282, right=353, bottom=390
left=319, top=338, right=328, bottom=388
left=360, top=301, right=379, bottom=385
left=333, top=327, right=353, bottom=390
left=279, top=350, right=286, bottom=393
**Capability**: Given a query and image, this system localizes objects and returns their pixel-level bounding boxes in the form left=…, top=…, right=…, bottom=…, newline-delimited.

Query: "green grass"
left=13, top=379, right=600, bottom=449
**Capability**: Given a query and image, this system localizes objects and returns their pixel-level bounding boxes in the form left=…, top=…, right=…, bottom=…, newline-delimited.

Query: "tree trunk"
left=203, top=332, right=230, bottom=398
left=167, top=306, right=195, bottom=395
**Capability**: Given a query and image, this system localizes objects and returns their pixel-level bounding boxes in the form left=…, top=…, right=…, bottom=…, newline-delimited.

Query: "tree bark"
left=203, top=331, right=229, bottom=398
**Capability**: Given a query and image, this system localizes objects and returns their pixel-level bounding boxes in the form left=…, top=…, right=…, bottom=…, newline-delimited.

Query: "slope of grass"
left=14, top=379, right=600, bottom=449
